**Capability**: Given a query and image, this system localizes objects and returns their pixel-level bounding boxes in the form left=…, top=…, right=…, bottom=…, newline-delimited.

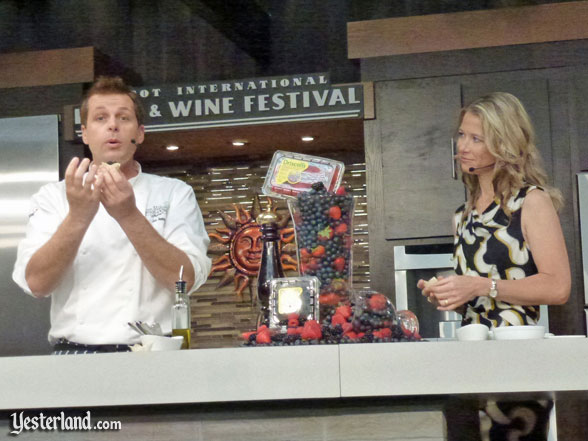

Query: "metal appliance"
left=394, top=244, right=458, bottom=338
left=0, top=115, right=59, bottom=356
left=577, top=172, right=588, bottom=334
left=394, top=243, right=549, bottom=338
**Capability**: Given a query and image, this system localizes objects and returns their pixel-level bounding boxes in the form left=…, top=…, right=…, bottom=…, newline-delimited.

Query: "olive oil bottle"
left=172, top=266, right=191, bottom=349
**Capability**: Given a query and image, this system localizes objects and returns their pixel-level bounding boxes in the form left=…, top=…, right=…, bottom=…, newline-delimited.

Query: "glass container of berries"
left=288, top=182, right=355, bottom=318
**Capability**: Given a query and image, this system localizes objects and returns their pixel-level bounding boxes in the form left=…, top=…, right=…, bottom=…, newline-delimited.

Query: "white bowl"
left=492, top=325, right=545, bottom=340
left=456, top=324, right=489, bottom=341
left=140, top=335, right=183, bottom=351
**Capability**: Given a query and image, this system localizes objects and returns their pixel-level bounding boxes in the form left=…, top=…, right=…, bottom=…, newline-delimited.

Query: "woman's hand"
left=425, top=275, right=491, bottom=311
left=417, top=277, right=441, bottom=307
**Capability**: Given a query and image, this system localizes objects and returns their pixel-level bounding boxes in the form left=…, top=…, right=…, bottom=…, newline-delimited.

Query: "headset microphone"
left=468, top=163, right=495, bottom=173
left=131, top=139, right=136, bottom=144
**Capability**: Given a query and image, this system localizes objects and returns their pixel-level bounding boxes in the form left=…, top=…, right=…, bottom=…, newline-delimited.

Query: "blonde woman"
left=418, top=92, right=571, bottom=440
left=419, top=92, right=570, bottom=327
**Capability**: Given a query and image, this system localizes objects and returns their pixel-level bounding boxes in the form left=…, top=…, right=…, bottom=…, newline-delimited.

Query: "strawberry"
left=287, top=327, right=300, bottom=335
left=331, top=313, right=347, bottom=326
left=317, top=225, right=334, bottom=241
left=301, top=320, right=322, bottom=340
left=287, top=313, right=299, bottom=328
left=241, top=331, right=256, bottom=340
left=369, top=293, right=388, bottom=311
left=300, top=248, right=311, bottom=260
left=319, top=293, right=341, bottom=306
left=328, top=206, right=342, bottom=220
left=379, top=328, right=392, bottom=338
left=311, top=245, right=326, bottom=257
left=308, top=257, right=320, bottom=270
left=336, top=305, right=352, bottom=319
left=335, top=187, right=347, bottom=195
left=333, top=257, right=345, bottom=272
left=256, top=330, right=271, bottom=344
left=334, top=223, right=348, bottom=235
left=341, top=322, right=353, bottom=333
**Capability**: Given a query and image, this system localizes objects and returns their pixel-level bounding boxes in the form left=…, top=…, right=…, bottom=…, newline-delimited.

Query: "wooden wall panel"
left=0, top=47, right=96, bottom=89
left=159, top=159, right=369, bottom=349
left=348, top=1, right=588, bottom=59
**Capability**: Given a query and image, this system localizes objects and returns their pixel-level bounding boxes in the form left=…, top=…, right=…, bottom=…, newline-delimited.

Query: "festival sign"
left=73, top=72, right=363, bottom=135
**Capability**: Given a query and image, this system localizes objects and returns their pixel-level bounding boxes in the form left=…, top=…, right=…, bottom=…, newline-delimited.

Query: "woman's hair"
left=80, top=76, right=145, bottom=126
left=459, top=92, right=563, bottom=218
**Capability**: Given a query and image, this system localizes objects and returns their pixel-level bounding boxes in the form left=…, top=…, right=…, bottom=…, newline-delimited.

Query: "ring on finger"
left=443, top=299, right=449, bottom=306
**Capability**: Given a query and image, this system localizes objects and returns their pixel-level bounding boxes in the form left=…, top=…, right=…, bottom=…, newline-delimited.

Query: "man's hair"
left=80, top=76, right=145, bottom=126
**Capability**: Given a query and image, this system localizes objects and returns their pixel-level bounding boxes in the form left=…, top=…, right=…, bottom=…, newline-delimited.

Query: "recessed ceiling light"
left=166, top=145, right=180, bottom=151
left=232, top=140, right=247, bottom=147
left=301, top=136, right=314, bottom=142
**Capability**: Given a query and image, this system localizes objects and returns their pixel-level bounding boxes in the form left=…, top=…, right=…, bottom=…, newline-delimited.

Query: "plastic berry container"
left=262, top=150, right=345, bottom=199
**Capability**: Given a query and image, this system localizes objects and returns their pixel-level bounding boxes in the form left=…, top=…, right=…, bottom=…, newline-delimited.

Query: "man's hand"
left=25, top=157, right=102, bottom=297
left=96, top=166, right=197, bottom=292
left=98, top=164, right=138, bottom=222
left=65, top=157, right=102, bottom=227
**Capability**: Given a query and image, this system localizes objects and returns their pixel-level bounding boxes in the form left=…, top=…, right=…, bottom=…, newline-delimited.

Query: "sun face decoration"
left=208, top=196, right=298, bottom=300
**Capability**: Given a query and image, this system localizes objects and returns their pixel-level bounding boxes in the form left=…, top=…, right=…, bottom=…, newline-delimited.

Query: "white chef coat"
left=12, top=166, right=211, bottom=345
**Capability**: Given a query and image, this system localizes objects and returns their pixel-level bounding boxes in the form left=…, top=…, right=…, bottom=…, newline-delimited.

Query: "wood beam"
left=348, top=1, right=588, bottom=59
left=0, top=47, right=96, bottom=89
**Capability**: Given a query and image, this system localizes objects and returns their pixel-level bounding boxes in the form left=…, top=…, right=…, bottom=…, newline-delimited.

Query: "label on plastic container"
left=276, top=159, right=308, bottom=184
left=262, top=150, right=344, bottom=199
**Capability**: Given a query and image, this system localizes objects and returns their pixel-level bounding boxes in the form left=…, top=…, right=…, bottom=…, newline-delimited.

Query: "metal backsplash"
left=0, top=115, right=59, bottom=356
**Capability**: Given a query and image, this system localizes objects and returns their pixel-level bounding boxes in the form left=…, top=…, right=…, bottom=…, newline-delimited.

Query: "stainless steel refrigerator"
left=0, top=115, right=59, bottom=356
left=577, top=172, right=588, bottom=334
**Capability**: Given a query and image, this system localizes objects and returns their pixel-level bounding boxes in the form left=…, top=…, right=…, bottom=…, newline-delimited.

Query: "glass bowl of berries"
left=288, top=182, right=355, bottom=317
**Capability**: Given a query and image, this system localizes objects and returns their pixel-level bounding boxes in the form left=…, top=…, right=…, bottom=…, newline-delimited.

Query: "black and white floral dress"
left=448, top=186, right=553, bottom=441
left=453, top=185, right=541, bottom=328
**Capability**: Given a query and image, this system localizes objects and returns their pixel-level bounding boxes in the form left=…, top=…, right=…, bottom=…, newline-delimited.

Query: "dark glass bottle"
left=256, top=210, right=285, bottom=328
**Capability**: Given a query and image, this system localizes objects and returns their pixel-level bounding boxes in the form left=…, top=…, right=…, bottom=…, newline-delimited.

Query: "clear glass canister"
left=288, top=183, right=354, bottom=319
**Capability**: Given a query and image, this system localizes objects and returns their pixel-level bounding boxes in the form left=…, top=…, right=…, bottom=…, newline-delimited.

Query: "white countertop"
left=339, top=338, right=588, bottom=397
left=2, top=338, right=587, bottom=410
